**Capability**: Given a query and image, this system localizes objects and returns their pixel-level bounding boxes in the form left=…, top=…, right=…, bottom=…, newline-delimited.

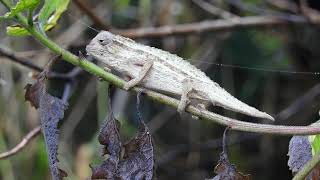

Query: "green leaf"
left=44, top=0, right=70, bottom=31
left=309, top=135, right=320, bottom=155
left=39, top=0, right=69, bottom=24
left=6, top=0, right=70, bottom=37
left=6, top=26, right=30, bottom=36
left=37, top=0, right=70, bottom=33
left=5, top=0, right=40, bottom=18
left=39, top=0, right=61, bottom=24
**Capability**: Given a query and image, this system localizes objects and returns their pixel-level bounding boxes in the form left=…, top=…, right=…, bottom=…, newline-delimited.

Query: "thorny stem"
left=1, top=2, right=320, bottom=136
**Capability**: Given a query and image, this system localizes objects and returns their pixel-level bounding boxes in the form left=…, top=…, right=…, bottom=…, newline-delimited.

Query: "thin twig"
left=276, top=83, right=320, bottom=121
left=0, top=126, right=41, bottom=159
left=191, top=0, right=238, bottom=19
left=225, top=0, right=302, bottom=21
left=0, top=46, right=83, bottom=80
left=72, top=0, right=309, bottom=38
left=300, top=0, right=320, bottom=24
left=72, top=0, right=110, bottom=30
left=0, top=45, right=43, bottom=72
left=266, top=0, right=299, bottom=13
left=114, top=16, right=308, bottom=38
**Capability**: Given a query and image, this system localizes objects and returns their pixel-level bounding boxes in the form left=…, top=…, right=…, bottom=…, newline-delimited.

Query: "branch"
left=266, top=0, right=299, bottom=13
left=72, top=0, right=110, bottom=30
left=3, top=6, right=320, bottom=135
left=0, top=126, right=41, bottom=159
left=113, top=16, right=309, bottom=38
left=276, top=83, right=320, bottom=121
left=0, top=46, right=83, bottom=80
left=0, top=45, right=43, bottom=72
left=191, top=0, right=238, bottom=19
left=300, top=0, right=320, bottom=24
left=292, top=150, right=320, bottom=180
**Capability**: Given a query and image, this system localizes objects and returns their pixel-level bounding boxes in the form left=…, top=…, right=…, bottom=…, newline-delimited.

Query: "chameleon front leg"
left=123, top=61, right=153, bottom=90
left=177, top=79, right=194, bottom=113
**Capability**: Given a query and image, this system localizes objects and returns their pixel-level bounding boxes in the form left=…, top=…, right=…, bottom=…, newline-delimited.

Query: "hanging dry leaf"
left=25, top=73, right=68, bottom=180
left=98, top=111, right=121, bottom=157
left=212, top=153, right=250, bottom=180
left=91, top=110, right=121, bottom=179
left=91, top=158, right=118, bottom=179
left=118, top=122, right=154, bottom=180
left=91, top=112, right=154, bottom=180
left=288, top=136, right=312, bottom=173
left=208, top=128, right=250, bottom=180
left=25, top=80, right=42, bottom=108
left=287, top=136, right=320, bottom=180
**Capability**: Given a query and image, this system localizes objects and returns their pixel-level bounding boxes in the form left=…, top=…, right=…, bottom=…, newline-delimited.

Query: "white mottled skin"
left=86, top=31, right=274, bottom=121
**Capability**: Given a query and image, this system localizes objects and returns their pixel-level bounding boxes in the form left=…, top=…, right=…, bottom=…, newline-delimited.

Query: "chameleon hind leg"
left=178, top=79, right=211, bottom=116
left=123, top=61, right=153, bottom=90
left=177, top=79, right=194, bottom=114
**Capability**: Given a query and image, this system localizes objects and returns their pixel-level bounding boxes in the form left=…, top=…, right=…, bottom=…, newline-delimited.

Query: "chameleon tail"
left=208, top=89, right=274, bottom=121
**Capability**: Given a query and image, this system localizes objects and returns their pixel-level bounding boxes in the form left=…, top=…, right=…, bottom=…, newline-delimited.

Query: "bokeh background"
left=1, top=0, right=320, bottom=179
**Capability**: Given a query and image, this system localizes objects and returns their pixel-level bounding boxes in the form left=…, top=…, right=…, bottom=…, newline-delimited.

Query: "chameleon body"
left=86, top=31, right=274, bottom=121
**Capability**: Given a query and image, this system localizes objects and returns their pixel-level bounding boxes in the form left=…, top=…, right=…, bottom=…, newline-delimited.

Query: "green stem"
left=27, top=8, right=34, bottom=26
left=293, top=151, right=320, bottom=180
left=2, top=4, right=320, bottom=135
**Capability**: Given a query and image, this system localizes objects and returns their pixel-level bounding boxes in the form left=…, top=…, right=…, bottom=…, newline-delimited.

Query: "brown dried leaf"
left=92, top=92, right=154, bottom=179
left=91, top=110, right=121, bottom=179
left=25, top=79, right=43, bottom=108
left=25, top=73, right=68, bottom=180
left=212, top=153, right=250, bottom=180
left=90, top=158, right=118, bottom=179
left=288, top=136, right=312, bottom=173
left=117, top=122, right=154, bottom=180
left=98, top=111, right=121, bottom=157
left=287, top=136, right=320, bottom=180
left=209, top=128, right=250, bottom=180
left=92, top=116, right=154, bottom=180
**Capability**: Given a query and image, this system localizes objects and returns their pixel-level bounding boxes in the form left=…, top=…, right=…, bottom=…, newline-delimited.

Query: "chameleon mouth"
left=85, top=42, right=95, bottom=56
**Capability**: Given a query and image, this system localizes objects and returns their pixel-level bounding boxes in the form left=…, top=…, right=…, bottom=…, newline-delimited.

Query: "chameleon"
left=86, top=31, right=274, bottom=121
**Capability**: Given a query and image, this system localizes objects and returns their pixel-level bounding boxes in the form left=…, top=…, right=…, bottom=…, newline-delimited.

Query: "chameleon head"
left=87, top=31, right=130, bottom=66
left=86, top=31, right=136, bottom=67
left=86, top=31, right=116, bottom=56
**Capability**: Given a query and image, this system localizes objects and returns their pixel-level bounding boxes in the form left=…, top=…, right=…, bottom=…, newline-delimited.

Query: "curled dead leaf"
left=98, top=111, right=121, bottom=157
left=25, top=72, right=68, bottom=180
left=208, top=128, right=250, bottom=180
left=92, top=112, right=154, bottom=180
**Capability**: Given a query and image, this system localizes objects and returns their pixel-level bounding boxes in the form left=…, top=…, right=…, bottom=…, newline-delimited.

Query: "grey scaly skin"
left=86, top=31, right=274, bottom=121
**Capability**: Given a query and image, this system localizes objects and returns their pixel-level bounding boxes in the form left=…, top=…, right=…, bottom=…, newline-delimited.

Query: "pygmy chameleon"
left=86, top=31, right=274, bottom=121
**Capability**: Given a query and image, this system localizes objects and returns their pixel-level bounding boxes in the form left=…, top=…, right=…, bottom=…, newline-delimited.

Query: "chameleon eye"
left=98, top=39, right=112, bottom=46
